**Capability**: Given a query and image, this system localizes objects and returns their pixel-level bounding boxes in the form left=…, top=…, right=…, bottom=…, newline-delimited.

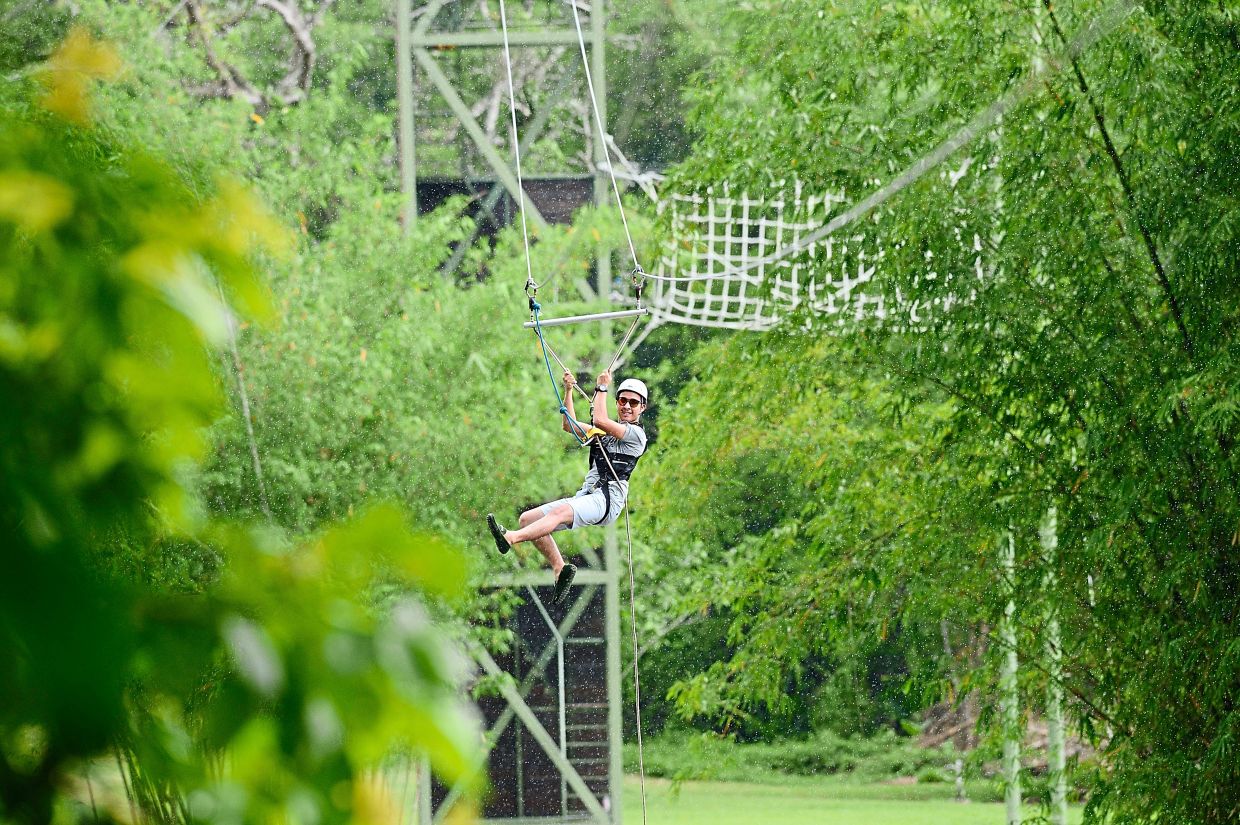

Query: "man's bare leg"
left=487, top=503, right=578, bottom=603
left=505, top=501, right=572, bottom=553
left=517, top=508, right=567, bottom=575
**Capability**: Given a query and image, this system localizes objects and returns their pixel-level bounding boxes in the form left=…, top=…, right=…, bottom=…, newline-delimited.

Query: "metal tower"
left=393, top=2, right=626, bottom=822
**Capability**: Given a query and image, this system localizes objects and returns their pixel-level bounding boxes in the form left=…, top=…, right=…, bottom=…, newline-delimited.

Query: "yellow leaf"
left=0, top=171, right=74, bottom=231
left=249, top=112, right=265, bottom=125
left=351, top=776, right=401, bottom=825
left=120, top=240, right=189, bottom=286
left=211, top=178, right=289, bottom=258
left=53, top=28, right=122, bottom=78
left=37, top=27, right=122, bottom=124
left=360, top=347, right=368, bottom=363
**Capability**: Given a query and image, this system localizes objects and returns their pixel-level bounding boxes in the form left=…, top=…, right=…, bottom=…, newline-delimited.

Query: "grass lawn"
left=622, top=775, right=1084, bottom=825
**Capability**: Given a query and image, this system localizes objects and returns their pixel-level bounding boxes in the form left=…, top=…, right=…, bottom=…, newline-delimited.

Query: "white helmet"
left=616, top=378, right=648, bottom=404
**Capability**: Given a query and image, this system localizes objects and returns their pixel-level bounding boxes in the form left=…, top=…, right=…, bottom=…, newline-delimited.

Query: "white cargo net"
left=615, top=0, right=1136, bottom=334
left=644, top=181, right=984, bottom=332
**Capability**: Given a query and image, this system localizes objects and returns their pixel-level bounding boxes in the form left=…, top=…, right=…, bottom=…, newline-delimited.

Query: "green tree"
left=646, top=1, right=1240, bottom=820
left=635, top=332, right=968, bottom=740
left=0, top=31, right=480, bottom=823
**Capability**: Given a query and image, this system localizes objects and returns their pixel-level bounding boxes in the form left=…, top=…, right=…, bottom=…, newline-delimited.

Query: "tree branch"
left=184, top=0, right=264, bottom=106
left=183, top=0, right=332, bottom=107
left=877, top=352, right=1043, bottom=460
left=255, top=0, right=333, bottom=104
left=1042, top=0, right=1195, bottom=362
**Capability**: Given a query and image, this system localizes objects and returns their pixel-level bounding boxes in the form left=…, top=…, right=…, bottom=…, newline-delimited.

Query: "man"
left=487, top=369, right=648, bottom=605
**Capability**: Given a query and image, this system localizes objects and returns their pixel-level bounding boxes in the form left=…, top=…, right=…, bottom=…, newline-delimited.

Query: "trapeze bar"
left=523, top=308, right=648, bottom=329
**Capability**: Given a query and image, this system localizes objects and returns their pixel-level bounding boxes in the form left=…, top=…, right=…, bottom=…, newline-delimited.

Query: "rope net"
left=645, top=179, right=988, bottom=332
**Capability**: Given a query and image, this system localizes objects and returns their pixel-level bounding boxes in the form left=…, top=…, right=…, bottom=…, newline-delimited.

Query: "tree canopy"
left=634, top=1, right=1240, bottom=821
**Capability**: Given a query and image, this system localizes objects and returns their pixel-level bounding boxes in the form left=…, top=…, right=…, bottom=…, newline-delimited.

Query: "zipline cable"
left=499, top=1, right=590, bottom=440
left=498, top=0, right=536, bottom=293
left=638, top=0, right=1137, bottom=285
left=569, top=0, right=641, bottom=272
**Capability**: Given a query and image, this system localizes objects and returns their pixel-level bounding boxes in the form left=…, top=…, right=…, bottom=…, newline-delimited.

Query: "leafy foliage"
left=635, top=332, right=964, bottom=739
left=8, top=0, right=1239, bottom=821
left=0, top=32, right=480, bottom=824
left=625, top=729, right=960, bottom=786
left=643, top=1, right=1240, bottom=821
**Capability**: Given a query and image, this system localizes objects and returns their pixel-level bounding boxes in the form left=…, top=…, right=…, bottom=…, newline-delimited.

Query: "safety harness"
left=586, top=433, right=644, bottom=526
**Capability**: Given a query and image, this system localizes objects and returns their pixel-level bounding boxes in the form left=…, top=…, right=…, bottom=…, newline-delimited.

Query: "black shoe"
left=552, top=564, right=577, bottom=605
left=486, top=513, right=510, bottom=555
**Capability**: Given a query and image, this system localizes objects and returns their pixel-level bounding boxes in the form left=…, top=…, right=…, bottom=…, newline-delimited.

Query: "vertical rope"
left=568, top=0, right=641, bottom=271
left=498, top=0, right=535, bottom=290
left=218, top=282, right=272, bottom=520
left=596, top=445, right=649, bottom=825
left=622, top=507, right=648, bottom=825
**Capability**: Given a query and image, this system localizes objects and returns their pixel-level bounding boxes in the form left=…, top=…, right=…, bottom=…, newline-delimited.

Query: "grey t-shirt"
left=577, top=423, right=647, bottom=510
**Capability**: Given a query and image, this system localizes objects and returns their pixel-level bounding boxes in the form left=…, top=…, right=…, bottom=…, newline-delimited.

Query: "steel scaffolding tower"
left=393, top=2, right=625, bottom=822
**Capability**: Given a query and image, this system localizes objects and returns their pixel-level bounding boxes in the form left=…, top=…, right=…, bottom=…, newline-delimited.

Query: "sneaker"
left=486, top=513, right=510, bottom=555
left=552, top=563, right=577, bottom=605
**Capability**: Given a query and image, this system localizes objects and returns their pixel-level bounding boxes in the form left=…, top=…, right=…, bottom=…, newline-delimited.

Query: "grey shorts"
left=540, top=488, right=623, bottom=531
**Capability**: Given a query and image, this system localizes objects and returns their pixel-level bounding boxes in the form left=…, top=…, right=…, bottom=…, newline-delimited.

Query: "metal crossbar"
left=522, top=308, right=648, bottom=329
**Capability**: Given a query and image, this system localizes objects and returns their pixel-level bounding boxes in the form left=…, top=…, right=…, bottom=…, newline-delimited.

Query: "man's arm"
left=590, top=370, right=627, bottom=439
left=562, top=371, right=590, bottom=434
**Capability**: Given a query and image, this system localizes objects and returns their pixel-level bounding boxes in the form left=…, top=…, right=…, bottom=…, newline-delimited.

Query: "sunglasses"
left=616, top=396, right=644, bottom=408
